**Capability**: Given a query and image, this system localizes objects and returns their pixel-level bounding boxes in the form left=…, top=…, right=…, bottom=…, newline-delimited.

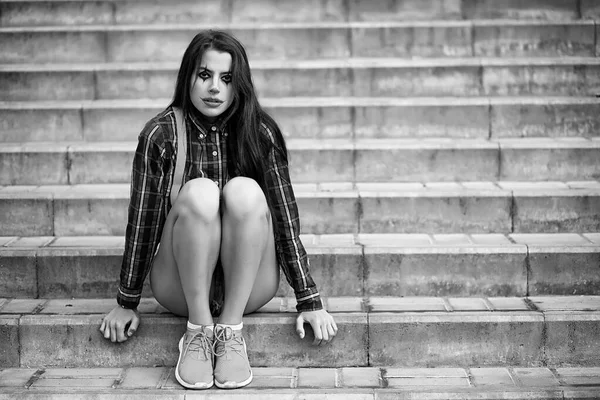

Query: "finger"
left=321, top=324, right=330, bottom=344
left=326, top=323, right=336, bottom=340
left=116, top=323, right=127, bottom=343
left=103, top=324, right=111, bottom=340
left=128, top=316, right=140, bottom=337
left=296, top=316, right=306, bottom=339
left=312, top=324, right=323, bottom=346
left=100, top=319, right=105, bottom=332
left=110, top=322, right=117, bottom=343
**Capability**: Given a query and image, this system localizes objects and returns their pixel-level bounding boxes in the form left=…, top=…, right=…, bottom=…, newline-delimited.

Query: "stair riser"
left=4, top=101, right=600, bottom=143
left=2, top=192, right=598, bottom=236
left=2, top=247, right=599, bottom=299
left=2, top=313, right=598, bottom=368
left=2, top=146, right=599, bottom=185
left=3, top=64, right=600, bottom=101
left=0, top=0, right=590, bottom=27
left=1, top=24, right=595, bottom=64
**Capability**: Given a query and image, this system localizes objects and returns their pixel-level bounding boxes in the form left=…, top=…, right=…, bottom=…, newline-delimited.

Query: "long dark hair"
left=170, top=30, right=288, bottom=195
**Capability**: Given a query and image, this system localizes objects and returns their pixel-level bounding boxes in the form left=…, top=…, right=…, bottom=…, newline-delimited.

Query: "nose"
left=209, top=79, right=220, bottom=94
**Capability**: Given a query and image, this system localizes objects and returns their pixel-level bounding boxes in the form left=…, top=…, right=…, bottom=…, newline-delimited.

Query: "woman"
left=99, top=30, right=337, bottom=390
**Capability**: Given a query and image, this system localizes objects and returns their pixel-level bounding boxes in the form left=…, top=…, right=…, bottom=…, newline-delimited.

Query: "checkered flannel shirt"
left=117, top=107, right=322, bottom=312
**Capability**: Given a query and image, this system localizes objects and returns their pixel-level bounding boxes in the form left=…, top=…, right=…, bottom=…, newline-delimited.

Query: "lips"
left=203, top=98, right=223, bottom=105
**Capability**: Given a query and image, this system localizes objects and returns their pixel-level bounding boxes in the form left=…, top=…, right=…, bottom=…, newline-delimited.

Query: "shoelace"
left=213, top=326, right=245, bottom=358
left=184, top=330, right=213, bottom=361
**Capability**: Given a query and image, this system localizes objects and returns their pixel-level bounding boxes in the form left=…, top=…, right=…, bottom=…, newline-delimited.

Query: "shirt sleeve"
left=118, top=123, right=167, bottom=309
left=262, top=124, right=323, bottom=312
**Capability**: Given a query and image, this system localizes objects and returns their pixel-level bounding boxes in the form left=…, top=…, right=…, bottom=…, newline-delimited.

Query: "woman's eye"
left=198, top=71, right=210, bottom=80
left=221, top=75, right=232, bottom=84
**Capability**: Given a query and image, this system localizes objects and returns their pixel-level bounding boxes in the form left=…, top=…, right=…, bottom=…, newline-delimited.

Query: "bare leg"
left=150, top=178, right=221, bottom=325
left=218, top=177, right=279, bottom=325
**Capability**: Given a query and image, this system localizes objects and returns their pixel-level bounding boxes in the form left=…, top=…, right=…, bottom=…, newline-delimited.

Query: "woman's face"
left=190, top=49, right=234, bottom=120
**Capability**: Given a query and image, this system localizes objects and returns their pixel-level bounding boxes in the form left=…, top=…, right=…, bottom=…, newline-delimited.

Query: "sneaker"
left=175, top=325, right=214, bottom=389
left=213, top=325, right=253, bottom=389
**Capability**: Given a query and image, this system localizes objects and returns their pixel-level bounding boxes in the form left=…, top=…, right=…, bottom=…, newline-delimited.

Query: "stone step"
left=1, top=366, right=600, bottom=398
left=1, top=20, right=596, bottom=64
left=1, top=233, right=599, bottom=299
left=0, top=0, right=591, bottom=27
left=1, top=296, right=599, bottom=368
left=1, top=182, right=599, bottom=237
left=3, top=97, right=600, bottom=143
left=1, top=139, right=599, bottom=185
left=2, top=58, right=600, bottom=101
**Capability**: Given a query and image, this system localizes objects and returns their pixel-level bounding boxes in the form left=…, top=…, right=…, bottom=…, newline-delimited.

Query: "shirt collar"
left=188, top=107, right=228, bottom=134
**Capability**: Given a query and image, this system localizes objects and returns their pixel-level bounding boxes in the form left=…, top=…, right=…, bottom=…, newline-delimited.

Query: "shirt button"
left=214, top=180, right=219, bottom=186
left=198, top=134, right=204, bottom=139
left=224, top=132, right=228, bottom=137
left=211, top=126, right=217, bottom=131
left=212, top=151, right=217, bottom=156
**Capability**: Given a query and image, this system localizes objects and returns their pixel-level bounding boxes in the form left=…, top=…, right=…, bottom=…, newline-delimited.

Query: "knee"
left=222, top=177, right=268, bottom=220
left=175, top=178, right=220, bottom=222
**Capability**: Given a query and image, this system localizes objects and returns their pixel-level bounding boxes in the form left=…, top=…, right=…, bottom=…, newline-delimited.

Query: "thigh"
left=243, top=212, right=279, bottom=315
left=149, top=205, right=189, bottom=317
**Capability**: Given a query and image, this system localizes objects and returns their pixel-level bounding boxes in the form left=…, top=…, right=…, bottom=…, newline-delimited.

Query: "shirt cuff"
left=295, top=290, right=323, bottom=312
left=117, top=287, right=141, bottom=310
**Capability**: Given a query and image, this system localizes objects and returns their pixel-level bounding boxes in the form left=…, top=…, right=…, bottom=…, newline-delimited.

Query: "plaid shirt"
left=118, top=107, right=322, bottom=312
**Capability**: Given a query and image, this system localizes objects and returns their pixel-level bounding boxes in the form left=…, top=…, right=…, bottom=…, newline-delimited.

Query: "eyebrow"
left=199, top=66, right=231, bottom=74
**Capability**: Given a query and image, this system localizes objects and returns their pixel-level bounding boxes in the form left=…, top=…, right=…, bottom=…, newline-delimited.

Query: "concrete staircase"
left=1, top=0, right=599, bottom=397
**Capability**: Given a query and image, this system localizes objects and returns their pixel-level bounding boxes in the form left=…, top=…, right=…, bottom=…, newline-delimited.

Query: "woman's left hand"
left=296, top=309, right=338, bottom=346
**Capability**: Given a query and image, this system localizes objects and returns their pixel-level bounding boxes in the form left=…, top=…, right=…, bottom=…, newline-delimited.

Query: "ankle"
left=216, top=322, right=243, bottom=331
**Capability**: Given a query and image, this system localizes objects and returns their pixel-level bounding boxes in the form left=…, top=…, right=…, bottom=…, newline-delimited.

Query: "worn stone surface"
left=0, top=31, right=106, bottom=64
left=231, top=0, right=347, bottom=22
left=0, top=107, right=82, bottom=142
left=353, top=65, right=481, bottom=97
left=544, top=312, right=600, bottom=366
left=463, top=0, right=580, bottom=20
left=513, top=368, right=559, bottom=387
left=83, top=106, right=160, bottom=142
left=296, top=194, right=358, bottom=234
left=474, top=23, right=595, bottom=57
left=513, top=193, right=600, bottom=233
left=355, top=145, right=499, bottom=182
left=528, top=250, right=600, bottom=295
left=0, top=70, right=95, bottom=101
left=491, top=101, right=600, bottom=138
left=0, top=368, right=35, bottom=387
left=469, top=367, right=515, bottom=386
left=349, top=0, right=462, bottom=21
left=0, top=249, right=37, bottom=298
left=36, top=249, right=133, bottom=298
left=0, top=317, right=19, bottom=367
left=342, top=367, right=382, bottom=388
left=18, top=313, right=367, bottom=368
left=277, top=251, right=363, bottom=297
left=116, top=0, right=229, bottom=24
left=352, top=25, right=471, bottom=58
left=369, top=313, right=544, bottom=367
left=298, top=368, right=336, bottom=388
left=501, top=146, right=600, bottom=181
left=483, top=64, right=600, bottom=96
left=354, top=103, right=489, bottom=139
left=0, top=2, right=113, bottom=26
left=364, top=250, right=527, bottom=296
left=0, top=147, right=68, bottom=185
left=53, top=197, right=128, bottom=236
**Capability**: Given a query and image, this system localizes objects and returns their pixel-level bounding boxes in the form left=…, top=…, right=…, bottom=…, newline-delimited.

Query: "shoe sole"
left=214, top=335, right=253, bottom=389
left=175, top=335, right=214, bottom=390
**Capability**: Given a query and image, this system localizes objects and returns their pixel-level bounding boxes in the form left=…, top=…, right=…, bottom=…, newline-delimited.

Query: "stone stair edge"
left=1, top=232, right=599, bottom=250
left=3, top=56, right=600, bottom=72
left=3, top=96, right=600, bottom=109
left=1, top=18, right=597, bottom=32
left=2, top=181, right=600, bottom=197
left=2, top=295, right=600, bottom=315
left=1, top=366, right=599, bottom=398
left=2, top=137, right=599, bottom=150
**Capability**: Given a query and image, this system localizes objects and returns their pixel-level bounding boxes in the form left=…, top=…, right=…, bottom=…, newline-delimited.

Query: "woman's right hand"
left=100, top=305, right=140, bottom=343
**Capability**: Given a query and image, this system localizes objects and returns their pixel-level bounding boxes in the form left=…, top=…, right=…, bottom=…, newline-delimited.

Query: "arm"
left=101, top=122, right=167, bottom=342
left=262, top=123, right=337, bottom=345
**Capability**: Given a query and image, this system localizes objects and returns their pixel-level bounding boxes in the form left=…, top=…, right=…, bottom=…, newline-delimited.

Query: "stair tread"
left=1, top=296, right=600, bottom=315
left=2, top=138, right=599, bottom=151
left=0, top=18, right=594, bottom=32
left=3, top=96, right=600, bottom=109
left=1, top=366, right=599, bottom=395
left=3, top=56, right=600, bottom=72
left=1, top=233, right=599, bottom=250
